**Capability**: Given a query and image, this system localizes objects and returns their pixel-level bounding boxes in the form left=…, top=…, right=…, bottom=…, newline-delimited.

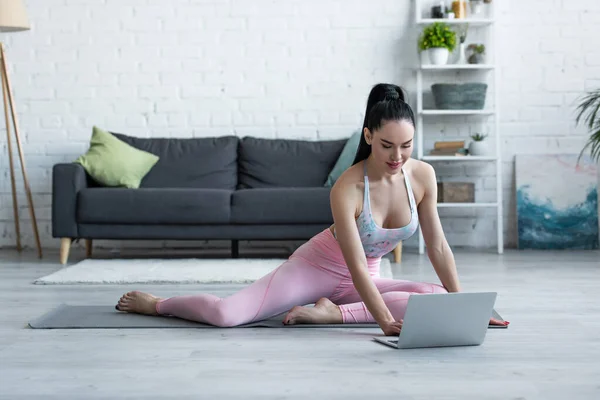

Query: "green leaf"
left=575, top=89, right=600, bottom=164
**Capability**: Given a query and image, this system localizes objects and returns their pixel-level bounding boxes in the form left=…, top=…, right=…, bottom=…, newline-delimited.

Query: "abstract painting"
left=516, top=154, right=599, bottom=250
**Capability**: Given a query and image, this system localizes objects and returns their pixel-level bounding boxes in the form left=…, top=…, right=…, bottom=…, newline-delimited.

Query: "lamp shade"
left=0, top=0, right=29, bottom=32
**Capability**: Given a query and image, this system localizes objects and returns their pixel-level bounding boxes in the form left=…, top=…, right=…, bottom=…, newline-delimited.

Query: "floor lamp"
left=1, top=0, right=42, bottom=258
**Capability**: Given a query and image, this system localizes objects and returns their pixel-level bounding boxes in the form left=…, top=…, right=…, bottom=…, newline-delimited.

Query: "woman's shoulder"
left=329, top=162, right=364, bottom=207
left=404, top=159, right=436, bottom=203
left=332, top=161, right=365, bottom=190
left=406, top=159, right=435, bottom=181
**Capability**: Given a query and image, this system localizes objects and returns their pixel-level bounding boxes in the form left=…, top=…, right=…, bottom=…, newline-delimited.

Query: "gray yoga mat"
left=28, top=304, right=507, bottom=329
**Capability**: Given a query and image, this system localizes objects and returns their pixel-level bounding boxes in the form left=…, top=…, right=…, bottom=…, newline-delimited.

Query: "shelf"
left=420, top=109, right=495, bottom=115
left=417, top=18, right=494, bottom=26
left=421, top=155, right=497, bottom=161
left=437, top=202, right=498, bottom=208
left=415, top=0, right=502, bottom=255
left=420, top=64, right=495, bottom=70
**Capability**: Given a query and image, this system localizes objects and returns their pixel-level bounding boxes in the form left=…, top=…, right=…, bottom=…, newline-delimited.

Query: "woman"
left=116, top=83, right=509, bottom=336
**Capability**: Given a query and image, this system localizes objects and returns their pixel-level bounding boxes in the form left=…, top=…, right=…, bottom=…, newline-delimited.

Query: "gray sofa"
left=52, top=133, right=348, bottom=264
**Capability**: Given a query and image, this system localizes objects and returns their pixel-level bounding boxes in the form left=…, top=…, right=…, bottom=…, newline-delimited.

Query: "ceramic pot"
left=470, top=0, right=483, bottom=14
left=468, top=140, right=488, bottom=156
left=468, top=53, right=485, bottom=64
left=428, top=48, right=449, bottom=65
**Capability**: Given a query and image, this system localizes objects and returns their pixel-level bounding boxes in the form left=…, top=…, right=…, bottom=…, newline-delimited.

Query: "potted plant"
left=418, top=22, right=457, bottom=65
left=467, top=44, right=485, bottom=64
left=575, top=88, right=600, bottom=164
left=468, top=133, right=489, bottom=156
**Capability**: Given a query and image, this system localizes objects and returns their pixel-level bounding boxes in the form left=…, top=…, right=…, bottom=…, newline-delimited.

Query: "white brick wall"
left=0, top=0, right=596, bottom=252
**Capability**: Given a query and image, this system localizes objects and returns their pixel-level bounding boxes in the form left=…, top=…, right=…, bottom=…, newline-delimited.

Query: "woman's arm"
left=417, top=163, right=462, bottom=293
left=330, top=178, right=397, bottom=328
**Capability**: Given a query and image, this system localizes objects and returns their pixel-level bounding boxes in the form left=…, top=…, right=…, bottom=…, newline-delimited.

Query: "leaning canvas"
left=516, top=154, right=599, bottom=250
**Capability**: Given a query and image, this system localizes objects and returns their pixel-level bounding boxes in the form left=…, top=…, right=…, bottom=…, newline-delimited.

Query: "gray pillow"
left=238, top=136, right=346, bottom=188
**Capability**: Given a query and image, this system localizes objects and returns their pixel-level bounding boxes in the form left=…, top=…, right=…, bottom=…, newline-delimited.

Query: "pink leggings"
left=156, top=228, right=447, bottom=327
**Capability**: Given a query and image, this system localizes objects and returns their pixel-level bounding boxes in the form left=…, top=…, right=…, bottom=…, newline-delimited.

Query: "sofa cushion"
left=237, top=136, right=346, bottom=188
left=110, top=132, right=239, bottom=189
left=324, top=131, right=361, bottom=187
left=231, top=188, right=332, bottom=224
left=75, top=126, right=160, bottom=189
left=78, top=188, right=231, bottom=224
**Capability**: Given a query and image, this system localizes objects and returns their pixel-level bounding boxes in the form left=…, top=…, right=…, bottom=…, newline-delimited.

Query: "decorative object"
left=468, top=44, right=486, bottom=64
left=418, top=22, right=457, bottom=65
left=0, top=0, right=42, bottom=258
left=516, top=154, right=598, bottom=250
left=75, top=126, right=160, bottom=189
left=34, top=257, right=394, bottom=285
left=437, top=182, right=475, bottom=203
left=574, top=87, right=600, bottom=164
left=468, top=133, right=489, bottom=156
left=429, top=140, right=467, bottom=156
left=484, top=0, right=492, bottom=3
left=431, top=83, right=487, bottom=109
left=431, top=4, right=445, bottom=18
left=456, top=25, right=469, bottom=64
left=446, top=11, right=455, bottom=19
left=452, top=0, right=467, bottom=18
left=469, top=0, right=484, bottom=15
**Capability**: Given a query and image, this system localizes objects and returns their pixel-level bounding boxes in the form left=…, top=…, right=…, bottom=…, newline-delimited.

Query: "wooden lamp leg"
left=393, top=241, right=403, bottom=264
left=0, top=42, right=42, bottom=258
left=1, top=50, right=19, bottom=252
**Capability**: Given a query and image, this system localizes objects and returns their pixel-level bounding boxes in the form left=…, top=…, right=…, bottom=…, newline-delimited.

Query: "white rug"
left=34, top=258, right=393, bottom=285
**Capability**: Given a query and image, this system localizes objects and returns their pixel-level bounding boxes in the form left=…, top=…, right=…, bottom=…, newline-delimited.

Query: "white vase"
left=470, top=0, right=483, bottom=15
left=428, top=48, right=449, bottom=65
left=468, top=140, right=488, bottom=156
left=456, top=43, right=467, bottom=64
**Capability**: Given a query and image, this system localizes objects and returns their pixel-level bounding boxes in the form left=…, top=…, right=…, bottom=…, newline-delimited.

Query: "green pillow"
left=324, top=130, right=362, bottom=187
left=75, top=126, right=159, bottom=189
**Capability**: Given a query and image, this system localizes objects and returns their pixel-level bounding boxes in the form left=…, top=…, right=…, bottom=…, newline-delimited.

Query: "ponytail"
left=352, top=83, right=415, bottom=165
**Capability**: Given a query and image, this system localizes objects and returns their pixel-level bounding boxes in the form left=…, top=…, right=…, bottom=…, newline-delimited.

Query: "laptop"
left=373, top=292, right=497, bottom=349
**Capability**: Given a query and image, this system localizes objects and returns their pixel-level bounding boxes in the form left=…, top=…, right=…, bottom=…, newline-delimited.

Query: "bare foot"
left=115, top=291, right=162, bottom=316
left=283, top=297, right=343, bottom=325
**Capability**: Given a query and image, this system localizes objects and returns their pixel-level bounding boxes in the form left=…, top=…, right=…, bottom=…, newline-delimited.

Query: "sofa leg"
left=85, top=239, right=93, bottom=258
left=393, top=242, right=402, bottom=264
left=232, top=240, right=239, bottom=258
left=60, top=238, right=72, bottom=265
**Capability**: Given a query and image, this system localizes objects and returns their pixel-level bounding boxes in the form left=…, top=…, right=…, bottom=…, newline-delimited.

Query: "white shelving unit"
left=414, top=0, right=503, bottom=255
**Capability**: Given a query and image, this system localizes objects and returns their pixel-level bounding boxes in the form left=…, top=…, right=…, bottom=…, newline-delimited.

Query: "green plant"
left=470, top=133, right=487, bottom=141
left=575, top=88, right=600, bottom=163
left=418, top=22, right=457, bottom=52
left=467, top=44, right=485, bottom=54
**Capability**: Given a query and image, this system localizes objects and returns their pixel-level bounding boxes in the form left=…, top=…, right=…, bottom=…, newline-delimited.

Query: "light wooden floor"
left=1, top=247, right=599, bottom=399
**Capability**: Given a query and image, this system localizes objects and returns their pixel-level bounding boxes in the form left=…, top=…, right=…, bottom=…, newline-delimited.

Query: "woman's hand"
left=380, top=319, right=403, bottom=336
left=490, top=317, right=510, bottom=327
